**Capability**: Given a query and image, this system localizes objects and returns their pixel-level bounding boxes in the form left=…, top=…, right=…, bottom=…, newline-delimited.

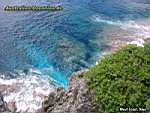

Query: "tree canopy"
left=82, top=43, right=150, bottom=113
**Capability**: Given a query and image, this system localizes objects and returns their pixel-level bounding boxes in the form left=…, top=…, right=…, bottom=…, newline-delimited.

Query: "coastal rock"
left=41, top=75, right=95, bottom=113
left=7, top=101, right=17, bottom=113
left=0, top=93, right=8, bottom=112
left=0, top=93, right=13, bottom=113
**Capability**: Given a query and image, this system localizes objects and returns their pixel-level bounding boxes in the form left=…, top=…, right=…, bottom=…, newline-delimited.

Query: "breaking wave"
left=0, top=69, right=56, bottom=113
left=91, top=15, right=150, bottom=38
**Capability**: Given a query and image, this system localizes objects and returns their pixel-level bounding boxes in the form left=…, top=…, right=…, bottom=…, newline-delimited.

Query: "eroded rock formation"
left=40, top=75, right=95, bottom=113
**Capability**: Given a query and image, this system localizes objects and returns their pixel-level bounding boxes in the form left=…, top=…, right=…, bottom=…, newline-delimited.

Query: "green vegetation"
left=82, top=43, right=150, bottom=113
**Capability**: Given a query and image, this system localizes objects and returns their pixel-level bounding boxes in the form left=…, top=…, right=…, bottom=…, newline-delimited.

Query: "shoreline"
left=0, top=36, right=149, bottom=113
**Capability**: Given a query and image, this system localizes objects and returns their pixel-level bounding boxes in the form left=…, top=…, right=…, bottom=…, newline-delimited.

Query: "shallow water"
left=0, top=0, right=150, bottom=112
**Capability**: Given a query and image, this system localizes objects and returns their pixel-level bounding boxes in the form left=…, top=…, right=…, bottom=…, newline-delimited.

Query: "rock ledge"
left=40, top=74, right=95, bottom=113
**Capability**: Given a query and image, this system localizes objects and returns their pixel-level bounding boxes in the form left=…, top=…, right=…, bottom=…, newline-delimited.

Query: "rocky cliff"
left=0, top=72, right=95, bottom=113
left=40, top=74, right=95, bottom=113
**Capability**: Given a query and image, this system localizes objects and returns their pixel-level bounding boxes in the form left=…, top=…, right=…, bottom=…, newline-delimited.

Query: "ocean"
left=0, top=0, right=150, bottom=112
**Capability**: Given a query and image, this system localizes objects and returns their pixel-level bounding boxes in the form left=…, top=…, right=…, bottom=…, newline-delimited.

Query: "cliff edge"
left=40, top=74, right=95, bottom=113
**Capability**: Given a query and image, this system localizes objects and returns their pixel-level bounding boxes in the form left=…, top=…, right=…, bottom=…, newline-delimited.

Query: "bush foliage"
left=83, top=43, right=150, bottom=113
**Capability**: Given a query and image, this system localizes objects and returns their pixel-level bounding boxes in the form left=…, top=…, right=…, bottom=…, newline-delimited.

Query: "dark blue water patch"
left=87, top=0, right=150, bottom=20
left=0, top=1, right=63, bottom=8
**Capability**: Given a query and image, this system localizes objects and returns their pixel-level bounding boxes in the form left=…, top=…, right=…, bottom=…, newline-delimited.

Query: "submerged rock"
left=41, top=75, right=95, bottom=113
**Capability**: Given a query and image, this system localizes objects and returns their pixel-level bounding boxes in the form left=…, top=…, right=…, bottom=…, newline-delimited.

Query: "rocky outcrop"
left=0, top=93, right=12, bottom=113
left=0, top=93, right=8, bottom=112
left=0, top=93, right=17, bottom=113
left=40, top=75, right=95, bottom=113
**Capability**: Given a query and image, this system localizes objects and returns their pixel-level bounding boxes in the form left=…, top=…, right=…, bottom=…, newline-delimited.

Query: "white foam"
left=92, top=15, right=150, bottom=38
left=127, top=38, right=145, bottom=47
left=0, top=78, right=16, bottom=85
left=0, top=70, right=56, bottom=113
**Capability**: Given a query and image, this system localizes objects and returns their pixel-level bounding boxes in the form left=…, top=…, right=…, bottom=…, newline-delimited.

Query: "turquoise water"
left=0, top=0, right=150, bottom=88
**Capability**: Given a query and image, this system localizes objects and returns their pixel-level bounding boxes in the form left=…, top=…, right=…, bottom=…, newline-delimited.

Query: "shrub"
left=83, top=43, right=150, bottom=113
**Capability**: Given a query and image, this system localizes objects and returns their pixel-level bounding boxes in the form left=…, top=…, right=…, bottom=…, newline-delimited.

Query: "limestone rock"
left=41, top=74, right=95, bottom=113
left=0, top=93, right=8, bottom=112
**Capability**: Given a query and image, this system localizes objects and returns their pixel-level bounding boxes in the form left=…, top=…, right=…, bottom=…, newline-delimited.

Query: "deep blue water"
left=0, top=0, right=150, bottom=88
